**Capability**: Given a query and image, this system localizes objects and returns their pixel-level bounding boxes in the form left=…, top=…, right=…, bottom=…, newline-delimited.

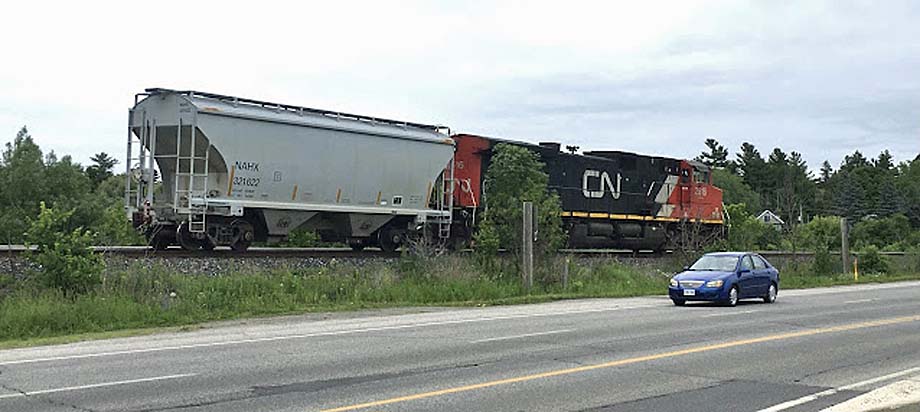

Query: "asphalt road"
left=0, top=281, right=918, bottom=412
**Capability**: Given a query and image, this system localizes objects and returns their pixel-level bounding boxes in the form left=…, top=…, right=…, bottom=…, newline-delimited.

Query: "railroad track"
left=2, top=246, right=905, bottom=259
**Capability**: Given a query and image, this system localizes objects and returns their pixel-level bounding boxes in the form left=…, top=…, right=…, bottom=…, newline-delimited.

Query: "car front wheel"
left=763, top=283, right=777, bottom=304
left=672, top=299, right=686, bottom=306
left=724, top=286, right=739, bottom=307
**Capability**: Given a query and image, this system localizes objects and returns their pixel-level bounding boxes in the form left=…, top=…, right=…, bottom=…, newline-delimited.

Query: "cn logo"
left=582, top=170, right=622, bottom=199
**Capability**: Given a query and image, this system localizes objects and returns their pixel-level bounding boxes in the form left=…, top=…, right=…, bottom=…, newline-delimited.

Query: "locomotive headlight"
left=669, top=278, right=679, bottom=287
left=705, top=279, right=724, bottom=288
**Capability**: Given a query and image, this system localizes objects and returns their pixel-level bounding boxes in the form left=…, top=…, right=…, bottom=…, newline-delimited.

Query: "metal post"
left=125, top=110, right=134, bottom=212
left=174, top=118, right=182, bottom=209
left=840, top=217, right=849, bottom=274
left=146, top=119, right=157, bottom=205
left=522, top=201, right=534, bottom=291
left=135, top=114, right=147, bottom=208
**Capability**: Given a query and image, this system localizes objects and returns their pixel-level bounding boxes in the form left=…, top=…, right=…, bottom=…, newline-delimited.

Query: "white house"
left=756, top=210, right=785, bottom=230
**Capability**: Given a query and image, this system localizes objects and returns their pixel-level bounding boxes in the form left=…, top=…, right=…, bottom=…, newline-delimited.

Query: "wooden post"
left=840, top=217, right=849, bottom=275
left=522, top=201, right=534, bottom=291
left=562, top=256, right=570, bottom=290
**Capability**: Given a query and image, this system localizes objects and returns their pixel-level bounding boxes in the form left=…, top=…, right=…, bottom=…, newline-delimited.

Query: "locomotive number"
left=233, top=176, right=261, bottom=187
left=695, top=186, right=708, bottom=197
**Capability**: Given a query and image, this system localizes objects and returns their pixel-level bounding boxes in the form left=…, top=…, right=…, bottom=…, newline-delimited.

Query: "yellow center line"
left=320, top=315, right=920, bottom=412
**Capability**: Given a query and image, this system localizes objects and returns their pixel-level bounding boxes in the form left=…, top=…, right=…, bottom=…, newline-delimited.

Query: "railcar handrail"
left=143, top=88, right=447, bottom=133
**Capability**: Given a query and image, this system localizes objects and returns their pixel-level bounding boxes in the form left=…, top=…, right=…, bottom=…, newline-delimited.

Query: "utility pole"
left=840, top=217, right=849, bottom=274
left=522, top=201, right=534, bottom=291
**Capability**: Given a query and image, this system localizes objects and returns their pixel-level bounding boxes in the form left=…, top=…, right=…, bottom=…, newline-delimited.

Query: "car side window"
left=753, top=256, right=766, bottom=270
left=741, top=256, right=754, bottom=270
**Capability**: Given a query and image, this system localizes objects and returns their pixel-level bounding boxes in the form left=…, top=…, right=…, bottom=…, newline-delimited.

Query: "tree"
left=833, top=174, right=867, bottom=222
left=695, top=138, right=730, bottom=168
left=874, top=150, right=894, bottom=172
left=897, top=158, right=920, bottom=226
left=850, top=214, right=911, bottom=250
left=723, top=204, right=780, bottom=250
left=840, top=150, right=870, bottom=172
left=85, top=152, right=118, bottom=189
left=474, top=143, right=566, bottom=258
left=735, top=142, right=767, bottom=193
left=798, top=216, right=840, bottom=251
left=24, top=202, right=104, bottom=296
left=0, top=127, right=108, bottom=244
left=712, top=169, right=761, bottom=214
left=819, top=161, right=833, bottom=183
left=0, top=127, right=46, bottom=242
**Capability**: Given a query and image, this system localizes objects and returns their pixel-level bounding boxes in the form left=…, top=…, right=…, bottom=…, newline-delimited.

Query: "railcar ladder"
left=125, top=110, right=156, bottom=213
left=436, top=158, right=455, bottom=240
left=173, top=119, right=209, bottom=233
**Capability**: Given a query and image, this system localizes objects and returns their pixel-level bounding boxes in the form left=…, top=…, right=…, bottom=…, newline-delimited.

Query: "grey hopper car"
left=125, top=88, right=455, bottom=251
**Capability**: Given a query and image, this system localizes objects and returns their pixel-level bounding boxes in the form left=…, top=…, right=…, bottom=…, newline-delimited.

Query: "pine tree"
left=875, top=178, right=901, bottom=217
left=695, top=138, right=730, bottom=168
left=819, top=161, right=833, bottom=183
left=874, top=150, right=894, bottom=172
left=85, top=152, right=118, bottom=189
left=735, top=142, right=766, bottom=191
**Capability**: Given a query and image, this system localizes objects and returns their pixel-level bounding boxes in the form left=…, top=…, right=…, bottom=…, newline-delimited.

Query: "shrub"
left=24, top=202, right=104, bottom=296
left=856, top=245, right=889, bottom=274
left=811, top=246, right=836, bottom=276
left=474, top=143, right=566, bottom=256
left=285, top=228, right=324, bottom=247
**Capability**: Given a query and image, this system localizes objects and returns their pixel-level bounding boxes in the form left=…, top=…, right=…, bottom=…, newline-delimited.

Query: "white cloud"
left=0, top=0, right=917, bottom=169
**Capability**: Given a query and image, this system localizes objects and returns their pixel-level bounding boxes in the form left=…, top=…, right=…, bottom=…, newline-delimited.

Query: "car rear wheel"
left=672, top=299, right=686, bottom=306
left=763, top=283, right=777, bottom=304
left=724, top=286, right=739, bottom=307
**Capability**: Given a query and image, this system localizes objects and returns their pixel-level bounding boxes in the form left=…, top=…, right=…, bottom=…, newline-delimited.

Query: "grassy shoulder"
left=0, top=254, right=917, bottom=348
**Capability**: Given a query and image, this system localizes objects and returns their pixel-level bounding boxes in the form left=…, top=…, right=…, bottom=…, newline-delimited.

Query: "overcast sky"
left=1, top=0, right=918, bottom=172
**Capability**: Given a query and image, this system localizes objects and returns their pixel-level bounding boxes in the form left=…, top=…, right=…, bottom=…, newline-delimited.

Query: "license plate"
left=683, top=289, right=696, bottom=296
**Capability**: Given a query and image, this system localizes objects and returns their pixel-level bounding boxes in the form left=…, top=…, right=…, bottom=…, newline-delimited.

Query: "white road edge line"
left=756, top=367, right=920, bottom=412
left=0, top=373, right=196, bottom=401
left=0, top=305, right=657, bottom=366
left=843, top=298, right=875, bottom=304
left=471, top=329, right=573, bottom=344
left=702, top=310, right=758, bottom=318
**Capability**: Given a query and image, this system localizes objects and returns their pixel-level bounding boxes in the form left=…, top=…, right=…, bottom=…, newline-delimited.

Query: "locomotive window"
left=680, top=169, right=690, bottom=183
left=693, top=168, right=709, bottom=184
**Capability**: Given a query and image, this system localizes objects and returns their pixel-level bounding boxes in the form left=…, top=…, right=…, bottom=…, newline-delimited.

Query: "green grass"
left=782, top=271, right=920, bottom=289
left=0, top=255, right=917, bottom=348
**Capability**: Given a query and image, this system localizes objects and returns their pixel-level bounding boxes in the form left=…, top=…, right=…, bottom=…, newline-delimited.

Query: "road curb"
left=822, top=375, right=920, bottom=412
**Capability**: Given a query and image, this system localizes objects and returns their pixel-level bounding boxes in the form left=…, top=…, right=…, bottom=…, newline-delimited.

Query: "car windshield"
left=689, top=255, right=738, bottom=272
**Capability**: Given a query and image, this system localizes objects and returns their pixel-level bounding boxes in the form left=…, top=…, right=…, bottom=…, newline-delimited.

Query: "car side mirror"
left=682, top=266, right=690, bottom=271
left=739, top=269, right=751, bottom=275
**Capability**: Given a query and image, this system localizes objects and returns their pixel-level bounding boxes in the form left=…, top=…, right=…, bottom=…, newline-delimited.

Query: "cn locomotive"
left=450, top=135, right=724, bottom=251
left=125, top=88, right=723, bottom=252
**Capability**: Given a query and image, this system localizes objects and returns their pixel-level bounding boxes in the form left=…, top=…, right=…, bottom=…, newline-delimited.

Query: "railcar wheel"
left=229, top=220, right=255, bottom=252
left=377, top=227, right=403, bottom=253
left=177, top=223, right=203, bottom=251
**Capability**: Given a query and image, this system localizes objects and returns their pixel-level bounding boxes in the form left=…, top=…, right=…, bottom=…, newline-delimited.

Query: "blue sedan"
left=668, top=252, right=779, bottom=307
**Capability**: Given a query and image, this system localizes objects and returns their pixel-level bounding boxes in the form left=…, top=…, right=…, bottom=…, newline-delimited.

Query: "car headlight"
left=705, top=280, right=724, bottom=288
left=670, top=278, right=679, bottom=287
